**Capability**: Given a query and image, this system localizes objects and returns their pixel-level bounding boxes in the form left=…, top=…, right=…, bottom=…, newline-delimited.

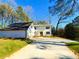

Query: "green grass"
left=0, top=38, right=32, bottom=59
left=66, top=42, right=79, bottom=55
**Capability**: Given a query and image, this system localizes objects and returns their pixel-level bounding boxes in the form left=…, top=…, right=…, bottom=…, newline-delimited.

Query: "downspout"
left=25, top=29, right=27, bottom=39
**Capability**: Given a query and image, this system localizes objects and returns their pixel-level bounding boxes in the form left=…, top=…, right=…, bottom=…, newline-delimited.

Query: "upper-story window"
left=46, top=26, right=50, bottom=29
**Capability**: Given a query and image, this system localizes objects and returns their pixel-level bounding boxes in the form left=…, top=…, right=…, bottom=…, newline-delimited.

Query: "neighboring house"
left=27, top=21, right=52, bottom=38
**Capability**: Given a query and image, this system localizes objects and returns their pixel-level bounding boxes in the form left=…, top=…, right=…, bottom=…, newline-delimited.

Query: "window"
left=34, top=27, right=36, bottom=30
left=31, top=26, right=32, bottom=28
left=46, top=32, right=50, bottom=34
left=46, top=26, right=50, bottom=29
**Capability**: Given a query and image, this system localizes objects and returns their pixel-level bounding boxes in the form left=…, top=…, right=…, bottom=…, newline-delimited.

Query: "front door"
left=40, top=32, right=43, bottom=36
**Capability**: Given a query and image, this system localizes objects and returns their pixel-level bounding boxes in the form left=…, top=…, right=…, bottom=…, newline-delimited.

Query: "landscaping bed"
left=66, top=42, right=79, bottom=58
left=0, top=38, right=33, bottom=59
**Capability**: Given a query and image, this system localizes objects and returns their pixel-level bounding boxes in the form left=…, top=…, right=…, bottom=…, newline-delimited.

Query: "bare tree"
left=49, top=0, right=79, bottom=34
left=16, top=6, right=30, bottom=22
left=72, top=16, right=79, bottom=24
left=0, top=4, right=18, bottom=28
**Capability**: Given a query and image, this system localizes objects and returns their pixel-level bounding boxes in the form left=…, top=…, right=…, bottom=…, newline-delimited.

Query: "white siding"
left=34, top=25, right=52, bottom=36
left=27, top=23, right=35, bottom=38
left=27, top=23, right=52, bottom=37
left=0, top=30, right=25, bottom=38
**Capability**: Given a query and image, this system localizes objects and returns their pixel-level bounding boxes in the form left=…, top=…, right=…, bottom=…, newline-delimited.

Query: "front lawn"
left=0, top=38, right=32, bottom=59
left=66, top=42, right=79, bottom=57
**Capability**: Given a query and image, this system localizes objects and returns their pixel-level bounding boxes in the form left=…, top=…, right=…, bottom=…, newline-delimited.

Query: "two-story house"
left=27, top=21, right=52, bottom=38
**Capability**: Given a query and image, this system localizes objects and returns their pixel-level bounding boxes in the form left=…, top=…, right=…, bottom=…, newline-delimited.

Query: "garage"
left=0, top=22, right=32, bottom=38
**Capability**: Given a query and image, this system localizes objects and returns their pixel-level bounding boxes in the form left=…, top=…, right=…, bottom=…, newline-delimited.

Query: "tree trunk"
left=11, top=16, right=14, bottom=24
left=25, top=30, right=27, bottom=39
left=55, top=17, right=62, bottom=35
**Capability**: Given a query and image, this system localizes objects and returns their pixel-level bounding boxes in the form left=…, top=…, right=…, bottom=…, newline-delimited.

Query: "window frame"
left=46, top=32, right=50, bottom=34
left=46, top=26, right=50, bottom=29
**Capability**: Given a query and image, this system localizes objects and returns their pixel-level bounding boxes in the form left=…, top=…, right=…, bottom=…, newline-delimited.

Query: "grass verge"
left=66, top=42, right=79, bottom=58
left=0, top=38, right=33, bottom=59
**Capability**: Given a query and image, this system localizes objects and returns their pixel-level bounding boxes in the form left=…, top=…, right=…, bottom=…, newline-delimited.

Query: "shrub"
left=64, top=23, right=76, bottom=39
left=25, top=38, right=33, bottom=44
left=57, top=28, right=65, bottom=37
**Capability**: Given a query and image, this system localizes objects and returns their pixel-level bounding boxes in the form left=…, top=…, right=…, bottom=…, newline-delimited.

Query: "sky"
left=16, top=0, right=50, bottom=20
left=0, top=0, right=78, bottom=28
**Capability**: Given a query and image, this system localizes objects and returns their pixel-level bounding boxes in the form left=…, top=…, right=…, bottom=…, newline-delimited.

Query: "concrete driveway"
left=6, top=37, right=78, bottom=59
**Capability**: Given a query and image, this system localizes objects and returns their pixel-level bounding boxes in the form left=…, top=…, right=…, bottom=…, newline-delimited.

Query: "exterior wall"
left=34, top=26, right=52, bottom=36
left=0, top=30, right=25, bottom=38
left=27, top=23, right=35, bottom=38
left=27, top=23, right=52, bottom=37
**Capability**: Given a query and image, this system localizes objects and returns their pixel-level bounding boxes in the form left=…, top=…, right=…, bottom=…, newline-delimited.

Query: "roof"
left=0, top=22, right=32, bottom=31
left=9, top=22, right=32, bottom=30
left=33, top=21, right=50, bottom=25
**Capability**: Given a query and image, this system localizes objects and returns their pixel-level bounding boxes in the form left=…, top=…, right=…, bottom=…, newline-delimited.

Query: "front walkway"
left=6, top=37, right=78, bottom=59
